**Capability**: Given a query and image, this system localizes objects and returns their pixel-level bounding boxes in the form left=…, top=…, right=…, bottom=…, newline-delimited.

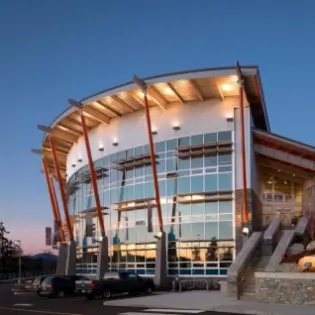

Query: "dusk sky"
left=0, top=0, right=314, bottom=254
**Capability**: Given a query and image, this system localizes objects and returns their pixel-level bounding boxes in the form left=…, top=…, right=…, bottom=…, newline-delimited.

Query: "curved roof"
left=40, top=65, right=269, bottom=179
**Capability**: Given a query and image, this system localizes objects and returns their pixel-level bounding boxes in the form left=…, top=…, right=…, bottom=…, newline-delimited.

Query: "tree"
left=206, top=237, right=218, bottom=261
left=0, top=222, right=20, bottom=272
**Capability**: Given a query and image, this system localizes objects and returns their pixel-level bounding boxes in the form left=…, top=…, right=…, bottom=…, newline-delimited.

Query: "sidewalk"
left=103, top=291, right=315, bottom=315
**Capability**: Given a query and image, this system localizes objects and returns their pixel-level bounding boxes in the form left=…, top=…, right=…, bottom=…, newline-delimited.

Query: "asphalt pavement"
left=0, top=283, right=241, bottom=315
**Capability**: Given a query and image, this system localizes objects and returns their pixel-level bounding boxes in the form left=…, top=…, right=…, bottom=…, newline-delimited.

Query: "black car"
left=83, top=271, right=155, bottom=300
left=38, top=275, right=89, bottom=298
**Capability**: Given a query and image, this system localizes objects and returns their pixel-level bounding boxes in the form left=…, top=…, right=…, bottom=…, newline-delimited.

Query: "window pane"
left=205, top=222, right=218, bottom=239
left=205, top=202, right=218, bottom=214
left=218, top=173, right=232, bottom=190
left=219, top=221, right=233, bottom=239
left=178, top=159, right=190, bottom=170
left=204, top=133, right=217, bottom=143
left=155, top=141, right=165, bottom=153
left=218, top=131, right=232, bottom=141
left=205, top=174, right=217, bottom=191
left=178, top=177, right=190, bottom=194
left=135, top=146, right=143, bottom=155
left=145, top=182, right=154, bottom=198
left=191, top=203, right=204, bottom=215
left=191, top=223, right=204, bottom=239
left=205, top=155, right=217, bottom=167
left=179, top=223, right=190, bottom=240
left=218, top=153, right=232, bottom=165
left=126, top=185, right=134, bottom=201
left=157, top=160, right=165, bottom=173
left=179, top=204, right=191, bottom=216
left=179, top=137, right=190, bottom=146
left=191, top=176, right=203, bottom=193
left=191, top=157, right=203, bottom=169
left=158, top=180, right=166, bottom=197
left=191, top=135, right=203, bottom=145
left=167, top=178, right=176, bottom=196
left=166, top=139, right=177, bottom=151
left=219, top=201, right=232, bottom=213
left=166, top=158, right=176, bottom=172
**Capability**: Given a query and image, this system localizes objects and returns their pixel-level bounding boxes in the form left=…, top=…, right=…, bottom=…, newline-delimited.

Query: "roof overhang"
left=40, top=66, right=269, bottom=177
left=253, top=129, right=315, bottom=173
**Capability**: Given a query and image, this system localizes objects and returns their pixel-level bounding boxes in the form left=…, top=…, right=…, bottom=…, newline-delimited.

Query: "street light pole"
left=15, top=240, right=21, bottom=283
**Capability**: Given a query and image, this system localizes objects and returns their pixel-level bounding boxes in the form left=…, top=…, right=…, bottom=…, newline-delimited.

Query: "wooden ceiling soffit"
left=43, top=146, right=68, bottom=156
left=147, top=86, right=168, bottom=110
left=38, top=125, right=77, bottom=143
left=166, top=83, right=185, bottom=104
left=130, top=90, right=145, bottom=107
left=80, top=107, right=110, bottom=124
left=96, top=100, right=122, bottom=117
left=188, top=79, right=204, bottom=102
left=56, top=124, right=81, bottom=137
left=61, top=118, right=83, bottom=133
left=110, top=95, right=134, bottom=113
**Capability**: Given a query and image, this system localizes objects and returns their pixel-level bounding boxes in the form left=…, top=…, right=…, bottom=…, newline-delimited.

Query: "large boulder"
left=306, top=241, right=315, bottom=252
left=298, top=255, right=315, bottom=272
left=287, top=243, right=305, bottom=256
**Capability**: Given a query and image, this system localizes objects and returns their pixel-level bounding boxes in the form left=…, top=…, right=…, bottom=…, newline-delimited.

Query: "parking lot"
left=0, top=283, right=238, bottom=315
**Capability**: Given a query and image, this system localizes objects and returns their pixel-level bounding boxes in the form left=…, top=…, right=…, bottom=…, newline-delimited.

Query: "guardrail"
left=171, top=278, right=220, bottom=292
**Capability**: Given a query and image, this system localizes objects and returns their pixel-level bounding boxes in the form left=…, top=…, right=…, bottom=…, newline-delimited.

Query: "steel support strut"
left=49, top=136, right=74, bottom=240
left=78, top=109, right=105, bottom=236
left=133, top=75, right=164, bottom=232
left=236, top=61, right=249, bottom=224
left=42, top=157, right=65, bottom=243
left=49, top=176, right=66, bottom=243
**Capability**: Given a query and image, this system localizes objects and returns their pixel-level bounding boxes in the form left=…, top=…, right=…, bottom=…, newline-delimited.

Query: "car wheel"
left=102, top=290, right=112, bottom=299
left=145, top=286, right=153, bottom=294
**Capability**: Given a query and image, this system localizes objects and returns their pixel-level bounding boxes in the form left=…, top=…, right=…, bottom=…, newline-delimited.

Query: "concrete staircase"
left=241, top=256, right=270, bottom=300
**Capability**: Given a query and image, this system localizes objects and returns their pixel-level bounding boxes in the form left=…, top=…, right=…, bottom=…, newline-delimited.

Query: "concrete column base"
left=154, top=231, right=167, bottom=288
left=56, top=243, right=67, bottom=275
left=96, top=235, right=108, bottom=280
left=65, top=240, right=77, bottom=275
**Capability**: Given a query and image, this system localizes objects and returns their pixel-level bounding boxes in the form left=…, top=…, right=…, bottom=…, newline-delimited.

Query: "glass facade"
left=68, top=130, right=234, bottom=276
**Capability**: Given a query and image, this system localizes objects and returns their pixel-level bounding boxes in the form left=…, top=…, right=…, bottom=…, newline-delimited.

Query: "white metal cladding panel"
left=233, top=106, right=253, bottom=190
left=66, top=98, right=240, bottom=179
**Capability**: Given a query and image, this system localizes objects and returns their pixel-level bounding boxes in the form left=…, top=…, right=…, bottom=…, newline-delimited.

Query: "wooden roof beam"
left=109, top=95, right=134, bottom=113
left=95, top=100, right=122, bottom=117
left=130, top=90, right=145, bottom=107
left=166, top=82, right=185, bottom=104
left=189, top=79, right=204, bottom=102
left=37, top=125, right=77, bottom=143
left=147, top=86, right=168, bottom=110
left=80, top=106, right=110, bottom=124
left=56, top=124, right=82, bottom=137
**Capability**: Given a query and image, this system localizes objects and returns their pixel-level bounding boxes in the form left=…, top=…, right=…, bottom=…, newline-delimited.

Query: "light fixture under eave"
left=98, top=145, right=104, bottom=152
left=172, top=124, right=180, bottom=131
left=221, top=83, right=234, bottom=92
left=112, top=141, right=118, bottom=147
left=77, top=156, right=83, bottom=163
left=72, top=163, right=76, bottom=168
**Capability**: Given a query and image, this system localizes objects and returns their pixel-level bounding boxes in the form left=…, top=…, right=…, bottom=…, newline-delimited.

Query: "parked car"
left=82, top=271, right=154, bottom=300
left=24, top=276, right=47, bottom=295
left=38, top=275, right=90, bottom=298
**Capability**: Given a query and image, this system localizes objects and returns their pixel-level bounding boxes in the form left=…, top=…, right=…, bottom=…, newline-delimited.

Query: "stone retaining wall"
left=256, top=272, right=315, bottom=305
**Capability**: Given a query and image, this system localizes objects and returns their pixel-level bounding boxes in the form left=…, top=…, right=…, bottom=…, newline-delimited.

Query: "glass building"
left=41, top=66, right=315, bottom=278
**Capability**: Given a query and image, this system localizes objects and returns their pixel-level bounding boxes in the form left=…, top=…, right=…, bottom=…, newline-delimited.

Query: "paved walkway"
left=103, top=291, right=315, bottom=315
